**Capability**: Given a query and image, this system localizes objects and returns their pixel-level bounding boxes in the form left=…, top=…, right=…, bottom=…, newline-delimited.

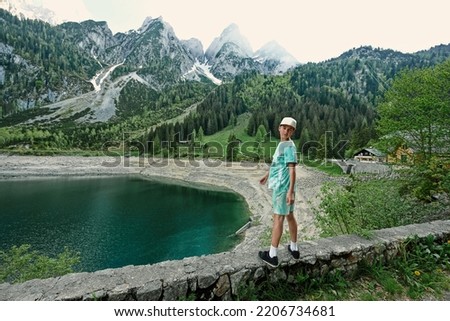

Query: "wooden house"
left=353, top=148, right=386, bottom=163
left=387, top=144, right=415, bottom=164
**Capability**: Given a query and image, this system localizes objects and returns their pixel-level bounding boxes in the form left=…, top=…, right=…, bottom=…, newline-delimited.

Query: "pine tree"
left=257, top=124, right=268, bottom=142
left=197, top=126, right=204, bottom=144
left=226, top=133, right=240, bottom=161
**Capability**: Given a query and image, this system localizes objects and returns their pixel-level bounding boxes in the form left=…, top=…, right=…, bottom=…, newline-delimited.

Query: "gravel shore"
left=0, top=155, right=330, bottom=250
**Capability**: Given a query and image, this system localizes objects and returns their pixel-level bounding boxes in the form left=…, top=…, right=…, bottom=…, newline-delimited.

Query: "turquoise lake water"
left=0, top=176, right=249, bottom=272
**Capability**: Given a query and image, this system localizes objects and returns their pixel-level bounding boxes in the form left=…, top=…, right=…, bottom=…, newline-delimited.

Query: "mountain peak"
left=138, top=16, right=167, bottom=33
left=256, top=41, right=297, bottom=61
left=335, top=45, right=412, bottom=61
left=255, top=41, right=299, bottom=73
left=205, top=23, right=253, bottom=60
left=222, top=23, right=240, bottom=33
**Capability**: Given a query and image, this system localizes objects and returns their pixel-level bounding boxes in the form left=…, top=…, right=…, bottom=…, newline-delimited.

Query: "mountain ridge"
left=2, top=1, right=299, bottom=72
left=1, top=6, right=449, bottom=128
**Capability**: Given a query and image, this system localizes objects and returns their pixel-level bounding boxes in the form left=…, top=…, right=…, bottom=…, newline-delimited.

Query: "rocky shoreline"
left=0, top=155, right=327, bottom=251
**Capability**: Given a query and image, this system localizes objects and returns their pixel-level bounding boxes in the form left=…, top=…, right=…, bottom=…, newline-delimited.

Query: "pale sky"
left=40, top=0, right=450, bottom=63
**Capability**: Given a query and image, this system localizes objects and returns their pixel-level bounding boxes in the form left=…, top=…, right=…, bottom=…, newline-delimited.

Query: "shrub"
left=402, top=157, right=450, bottom=202
left=0, top=244, right=80, bottom=284
left=314, top=178, right=432, bottom=237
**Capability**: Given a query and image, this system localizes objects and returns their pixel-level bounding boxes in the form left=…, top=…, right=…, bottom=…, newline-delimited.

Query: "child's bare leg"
left=286, top=212, right=297, bottom=243
left=271, top=214, right=285, bottom=248
left=286, top=212, right=299, bottom=257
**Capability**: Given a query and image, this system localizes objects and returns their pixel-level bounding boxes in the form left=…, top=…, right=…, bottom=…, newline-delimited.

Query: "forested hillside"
left=148, top=46, right=450, bottom=158
left=0, top=9, right=99, bottom=116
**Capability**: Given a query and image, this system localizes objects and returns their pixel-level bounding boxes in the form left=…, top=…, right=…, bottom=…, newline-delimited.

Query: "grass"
left=0, top=245, right=80, bottom=284
left=203, top=113, right=278, bottom=161
left=302, top=158, right=344, bottom=176
left=237, top=236, right=450, bottom=301
left=205, top=113, right=254, bottom=146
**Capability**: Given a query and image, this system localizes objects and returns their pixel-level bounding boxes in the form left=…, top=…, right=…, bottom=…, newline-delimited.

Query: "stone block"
left=197, top=273, right=218, bottom=289
left=136, top=280, right=162, bottom=301
left=163, top=279, right=188, bottom=301
left=230, top=269, right=251, bottom=295
left=213, top=274, right=231, bottom=298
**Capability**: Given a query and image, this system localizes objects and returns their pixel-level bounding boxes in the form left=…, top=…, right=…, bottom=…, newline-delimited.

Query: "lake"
left=0, top=176, right=249, bottom=272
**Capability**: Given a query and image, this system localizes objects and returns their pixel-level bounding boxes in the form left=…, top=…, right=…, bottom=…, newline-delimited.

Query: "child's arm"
left=286, top=164, right=296, bottom=204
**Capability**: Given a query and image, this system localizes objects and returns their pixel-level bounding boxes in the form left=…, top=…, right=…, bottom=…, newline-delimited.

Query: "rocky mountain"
left=206, top=23, right=253, bottom=60
left=0, top=0, right=60, bottom=25
left=0, top=9, right=99, bottom=117
left=255, top=41, right=299, bottom=74
left=204, top=24, right=299, bottom=79
left=59, top=20, right=118, bottom=63
left=204, top=23, right=257, bottom=79
left=0, top=7, right=299, bottom=123
left=181, top=38, right=204, bottom=62
left=287, top=44, right=450, bottom=111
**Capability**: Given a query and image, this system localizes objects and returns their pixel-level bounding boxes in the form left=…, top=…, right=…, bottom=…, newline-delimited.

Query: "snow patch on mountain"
left=22, top=68, right=150, bottom=124
left=182, top=60, right=222, bottom=85
left=90, top=61, right=125, bottom=92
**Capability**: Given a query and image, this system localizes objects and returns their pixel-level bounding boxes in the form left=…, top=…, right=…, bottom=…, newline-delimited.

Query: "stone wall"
left=1, top=220, right=449, bottom=301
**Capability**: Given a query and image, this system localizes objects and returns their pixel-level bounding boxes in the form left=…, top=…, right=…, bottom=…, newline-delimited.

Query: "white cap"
left=280, top=117, right=297, bottom=129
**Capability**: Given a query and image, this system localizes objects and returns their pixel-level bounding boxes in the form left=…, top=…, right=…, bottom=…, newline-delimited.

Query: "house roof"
left=353, top=148, right=386, bottom=157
